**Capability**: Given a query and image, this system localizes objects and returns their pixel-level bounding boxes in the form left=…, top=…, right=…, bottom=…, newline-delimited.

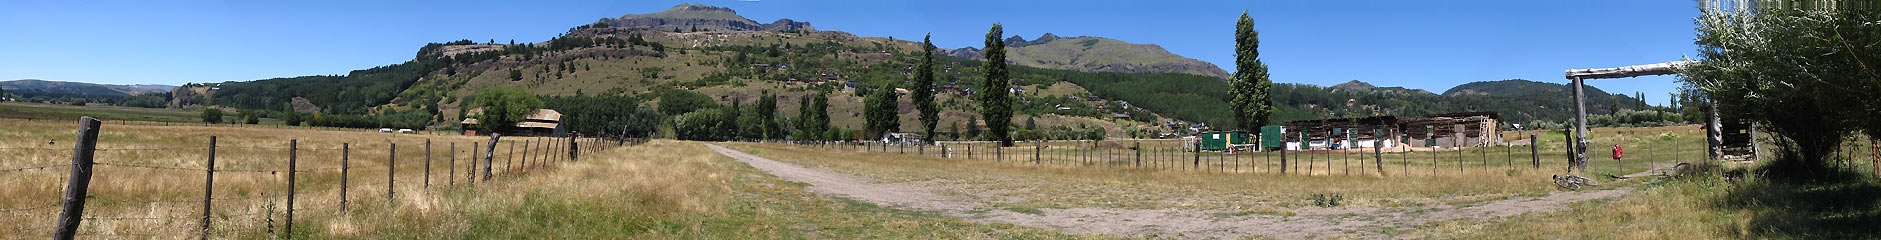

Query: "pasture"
left=3, top=116, right=1877, bottom=238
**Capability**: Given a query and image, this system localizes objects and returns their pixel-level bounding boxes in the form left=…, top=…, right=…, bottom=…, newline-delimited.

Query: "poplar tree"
left=1230, top=11, right=1275, bottom=131
left=914, top=34, right=940, bottom=143
left=981, top=24, right=1014, bottom=146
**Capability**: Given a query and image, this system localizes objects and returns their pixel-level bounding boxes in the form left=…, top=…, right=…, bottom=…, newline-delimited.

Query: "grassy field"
left=0, top=101, right=226, bottom=123
left=0, top=119, right=1085, bottom=238
left=718, top=125, right=1881, bottom=238
left=7, top=119, right=1875, bottom=238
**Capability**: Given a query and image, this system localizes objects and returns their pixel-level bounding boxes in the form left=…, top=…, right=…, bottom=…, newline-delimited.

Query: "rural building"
left=460, top=109, right=565, bottom=137
left=1199, top=130, right=1252, bottom=151
left=881, top=132, right=924, bottom=145
left=1274, top=112, right=1503, bottom=150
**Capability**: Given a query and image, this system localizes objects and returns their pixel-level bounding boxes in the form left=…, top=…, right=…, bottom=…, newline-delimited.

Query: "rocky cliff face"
left=596, top=4, right=814, bottom=32
left=950, top=34, right=1230, bottom=79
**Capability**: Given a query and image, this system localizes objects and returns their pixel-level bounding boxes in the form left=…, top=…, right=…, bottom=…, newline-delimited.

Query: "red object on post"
left=1612, top=144, right=1624, bottom=160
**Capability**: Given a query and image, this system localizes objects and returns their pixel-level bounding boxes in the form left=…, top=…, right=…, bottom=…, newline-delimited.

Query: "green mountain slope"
left=948, top=34, right=1231, bottom=79
left=178, top=3, right=1657, bottom=135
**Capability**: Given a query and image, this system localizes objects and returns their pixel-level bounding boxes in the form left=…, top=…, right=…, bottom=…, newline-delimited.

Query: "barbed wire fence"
left=0, top=117, right=645, bottom=239
left=777, top=127, right=1763, bottom=178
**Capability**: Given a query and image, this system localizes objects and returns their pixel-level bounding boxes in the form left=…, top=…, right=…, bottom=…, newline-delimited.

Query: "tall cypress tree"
left=914, top=34, right=940, bottom=143
left=798, top=94, right=814, bottom=131
left=811, top=92, right=830, bottom=137
left=1230, top=11, right=1274, bottom=131
left=756, top=91, right=779, bottom=140
left=864, top=86, right=901, bottom=137
left=981, top=24, right=1014, bottom=146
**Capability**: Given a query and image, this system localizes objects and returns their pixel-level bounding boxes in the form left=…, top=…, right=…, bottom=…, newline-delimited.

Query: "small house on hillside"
left=882, top=132, right=924, bottom=145
left=461, top=109, right=565, bottom=137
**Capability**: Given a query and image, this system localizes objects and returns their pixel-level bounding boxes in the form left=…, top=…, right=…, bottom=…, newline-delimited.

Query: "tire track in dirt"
left=708, top=144, right=1635, bottom=239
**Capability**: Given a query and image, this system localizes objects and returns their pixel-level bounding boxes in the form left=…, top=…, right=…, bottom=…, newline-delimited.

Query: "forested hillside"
left=169, top=3, right=1669, bottom=137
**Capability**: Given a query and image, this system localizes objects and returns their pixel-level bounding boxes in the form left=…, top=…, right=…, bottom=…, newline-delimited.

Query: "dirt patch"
left=708, top=144, right=1636, bottom=239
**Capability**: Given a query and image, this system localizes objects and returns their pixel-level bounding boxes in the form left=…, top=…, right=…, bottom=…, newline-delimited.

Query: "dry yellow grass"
left=2, top=119, right=1087, bottom=238
left=726, top=141, right=1586, bottom=212
left=0, top=118, right=566, bottom=238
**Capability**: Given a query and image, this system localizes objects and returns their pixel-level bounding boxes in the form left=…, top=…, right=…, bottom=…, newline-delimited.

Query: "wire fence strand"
left=94, top=162, right=209, bottom=171
left=0, top=164, right=70, bottom=173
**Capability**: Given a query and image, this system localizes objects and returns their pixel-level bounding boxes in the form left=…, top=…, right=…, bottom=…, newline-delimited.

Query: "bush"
left=201, top=108, right=223, bottom=123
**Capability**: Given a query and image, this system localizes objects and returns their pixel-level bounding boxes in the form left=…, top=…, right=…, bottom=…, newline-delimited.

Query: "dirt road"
left=708, top=144, right=1633, bottom=239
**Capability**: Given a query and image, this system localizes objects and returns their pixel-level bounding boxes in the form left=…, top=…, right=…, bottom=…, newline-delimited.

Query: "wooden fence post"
left=388, top=143, right=395, bottom=202
left=1375, top=129, right=1386, bottom=176
left=424, top=140, right=431, bottom=190
left=520, top=139, right=530, bottom=171
left=448, top=143, right=455, bottom=187
left=1281, top=142, right=1288, bottom=174
left=286, top=139, right=297, bottom=238
left=341, top=143, right=350, bottom=212
left=1134, top=141, right=1142, bottom=168
left=506, top=141, right=515, bottom=174
left=1532, top=134, right=1540, bottom=169
left=201, top=136, right=216, bottom=240
left=1193, top=141, right=1201, bottom=170
left=483, top=134, right=499, bottom=181
left=54, top=117, right=102, bottom=240
left=570, top=136, right=579, bottom=162
left=470, top=142, right=479, bottom=184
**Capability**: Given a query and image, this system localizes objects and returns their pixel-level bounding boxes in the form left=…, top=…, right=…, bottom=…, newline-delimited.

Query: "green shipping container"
left=1261, top=125, right=1286, bottom=150
left=1200, top=130, right=1250, bottom=151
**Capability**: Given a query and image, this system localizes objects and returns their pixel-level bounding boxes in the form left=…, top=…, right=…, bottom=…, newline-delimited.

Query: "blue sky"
left=0, top=0, right=1699, bottom=104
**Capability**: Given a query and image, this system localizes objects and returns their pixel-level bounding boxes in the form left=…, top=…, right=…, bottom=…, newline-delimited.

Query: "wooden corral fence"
left=1, top=117, right=642, bottom=239
left=776, top=126, right=1847, bottom=179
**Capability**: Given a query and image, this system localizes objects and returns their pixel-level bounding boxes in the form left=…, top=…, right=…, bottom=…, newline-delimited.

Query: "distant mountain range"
left=595, top=4, right=814, bottom=32
left=946, top=33, right=1232, bottom=79
left=1268, top=79, right=1649, bottom=124
left=1, top=79, right=172, bottom=99
left=148, top=3, right=1654, bottom=132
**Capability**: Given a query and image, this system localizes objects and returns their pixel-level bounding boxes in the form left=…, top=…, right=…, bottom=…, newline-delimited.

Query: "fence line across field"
left=796, top=128, right=1744, bottom=178
left=8, top=117, right=644, bottom=239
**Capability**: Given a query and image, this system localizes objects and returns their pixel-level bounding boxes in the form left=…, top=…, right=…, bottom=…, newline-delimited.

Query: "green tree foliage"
left=122, top=93, right=169, bottom=108
left=282, top=111, right=304, bottom=126
left=980, top=24, right=1015, bottom=146
left=1230, top=11, right=1276, bottom=131
left=808, top=92, right=831, bottom=139
left=755, top=92, right=781, bottom=140
left=1679, top=0, right=1881, bottom=174
left=237, top=110, right=259, bottom=124
left=914, top=34, right=940, bottom=143
left=674, top=108, right=736, bottom=141
left=510, top=69, right=523, bottom=81
left=864, top=85, right=901, bottom=137
left=201, top=108, right=223, bottom=123
left=655, top=88, right=720, bottom=116
left=468, top=87, right=543, bottom=133
left=541, top=94, right=661, bottom=138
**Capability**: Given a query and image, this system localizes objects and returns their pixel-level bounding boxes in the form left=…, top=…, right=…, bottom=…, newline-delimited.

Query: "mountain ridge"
left=946, top=33, right=1232, bottom=79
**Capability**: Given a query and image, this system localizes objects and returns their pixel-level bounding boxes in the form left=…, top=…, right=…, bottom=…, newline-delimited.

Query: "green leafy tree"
left=238, top=110, right=259, bottom=124
left=864, top=85, right=901, bottom=137
left=674, top=108, right=735, bottom=141
left=1679, top=0, right=1881, bottom=175
left=1229, top=11, right=1275, bottom=131
left=914, top=34, right=940, bottom=143
left=980, top=24, right=1015, bottom=146
left=468, top=87, right=543, bottom=133
left=756, top=91, right=780, bottom=140
left=510, top=69, right=523, bottom=81
left=283, top=111, right=304, bottom=126
left=656, top=89, right=720, bottom=116
left=201, top=108, right=223, bottom=123
left=811, top=92, right=831, bottom=139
